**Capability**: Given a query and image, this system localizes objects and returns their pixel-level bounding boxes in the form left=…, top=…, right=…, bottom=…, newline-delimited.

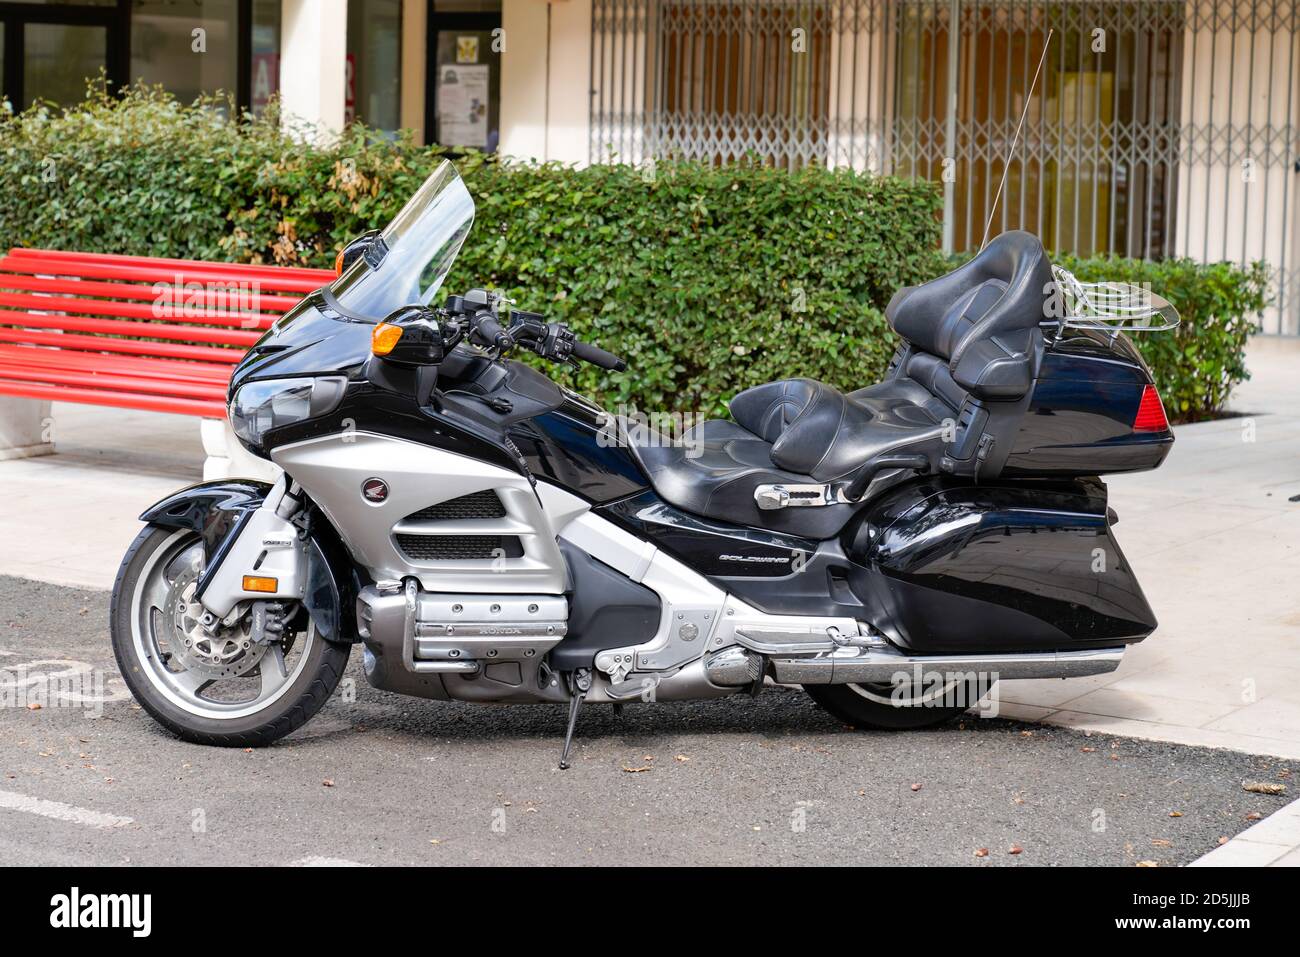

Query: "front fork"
left=193, top=475, right=310, bottom=623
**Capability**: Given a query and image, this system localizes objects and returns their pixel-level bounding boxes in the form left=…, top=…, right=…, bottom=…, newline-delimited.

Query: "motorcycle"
left=110, top=160, right=1176, bottom=766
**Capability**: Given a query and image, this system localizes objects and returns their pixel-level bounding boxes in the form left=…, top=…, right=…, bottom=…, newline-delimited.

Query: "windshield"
left=330, top=160, right=474, bottom=319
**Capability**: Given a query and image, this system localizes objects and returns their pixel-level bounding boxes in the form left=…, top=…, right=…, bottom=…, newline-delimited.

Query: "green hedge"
left=0, top=87, right=1268, bottom=421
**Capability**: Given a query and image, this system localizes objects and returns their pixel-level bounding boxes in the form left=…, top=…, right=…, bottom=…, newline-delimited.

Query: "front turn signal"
left=372, top=322, right=404, bottom=356
left=242, top=575, right=279, bottom=594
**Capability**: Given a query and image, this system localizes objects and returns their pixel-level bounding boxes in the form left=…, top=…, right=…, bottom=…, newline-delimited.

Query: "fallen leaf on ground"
left=1008, top=845, right=1023, bottom=855
left=621, top=765, right=652, bottom=773
left=1245, top=812, right=1262, bottom=821
left=674, top=755, right=689, bottom=763
left=26, top=703, right=41, bottom=711
left=1081, top=747, right=1096, bottom=753
left=974, top=848, right=989, bottom=858
left=1242, top=780, right=1286, bottom=795
left=1151, top=839, right=1172, bottom=847
left=429, top=839, right=441, bottom=845
left=1136, top=860, right=1159, bottom=867
left=1217, top=836, right=1230, bottom=845
left=322, top=779, right=335, bottom=788
left=910, top=783, right=922, bottom=792
left=1168, top=811, right=1183, bottom=818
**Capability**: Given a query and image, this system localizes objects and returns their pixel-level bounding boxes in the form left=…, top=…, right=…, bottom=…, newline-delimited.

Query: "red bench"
left=0, top=247, right=334, bottom=472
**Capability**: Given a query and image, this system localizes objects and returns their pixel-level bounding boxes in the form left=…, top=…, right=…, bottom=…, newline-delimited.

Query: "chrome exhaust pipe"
left=704, top=646, right=764, bottom=687
left=768, top=646, right=1125, bottom=685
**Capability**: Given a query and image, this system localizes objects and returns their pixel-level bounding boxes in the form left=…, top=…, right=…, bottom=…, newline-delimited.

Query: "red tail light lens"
left=1133, top=384, right=1169, bottom=433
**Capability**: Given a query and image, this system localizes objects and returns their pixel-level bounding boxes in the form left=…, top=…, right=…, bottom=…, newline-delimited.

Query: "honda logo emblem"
left=361, top=478, right=389, bottom=503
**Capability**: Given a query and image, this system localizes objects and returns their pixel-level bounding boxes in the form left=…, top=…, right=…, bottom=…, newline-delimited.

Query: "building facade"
left=3, top=1, right=1299, bottom=332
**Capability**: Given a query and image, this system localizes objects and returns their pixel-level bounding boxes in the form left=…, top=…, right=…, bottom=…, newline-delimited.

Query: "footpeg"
left=754, top=483, right=848, bottom=509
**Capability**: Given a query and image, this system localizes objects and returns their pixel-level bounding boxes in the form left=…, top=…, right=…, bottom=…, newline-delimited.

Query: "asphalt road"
left=0, top=575, right=1291, bottom=866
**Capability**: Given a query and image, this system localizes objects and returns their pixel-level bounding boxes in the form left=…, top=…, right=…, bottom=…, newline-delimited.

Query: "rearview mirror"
left=334, top=229, right=386, bottom=276
left=371, top=305, right=446, bottom=366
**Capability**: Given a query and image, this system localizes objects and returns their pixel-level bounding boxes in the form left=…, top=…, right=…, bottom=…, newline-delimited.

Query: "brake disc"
left=166, top=570, right=265, bottom=680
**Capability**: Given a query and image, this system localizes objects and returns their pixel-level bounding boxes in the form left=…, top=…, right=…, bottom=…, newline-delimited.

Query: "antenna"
left=980, top=28, right=1054, bottom=250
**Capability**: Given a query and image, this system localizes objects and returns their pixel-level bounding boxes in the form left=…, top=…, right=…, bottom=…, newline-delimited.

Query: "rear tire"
left=805, top=678, right=990, bottom=731
left=110, top=525, right=350, bottom=747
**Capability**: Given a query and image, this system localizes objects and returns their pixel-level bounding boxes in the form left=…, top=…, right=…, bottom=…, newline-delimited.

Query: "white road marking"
left=0, top=788, right=134, bottom=829
left=289, top=856, right=369, bottom=867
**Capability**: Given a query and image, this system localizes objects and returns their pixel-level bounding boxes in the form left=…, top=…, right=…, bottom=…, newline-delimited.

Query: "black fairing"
left=140, top=480, right=272, bottom=557
left=551, top=541, right=661, bottom=670
left=845, top=476, right=1158, bottom=653
left=599, top=489, right=817, bottom=578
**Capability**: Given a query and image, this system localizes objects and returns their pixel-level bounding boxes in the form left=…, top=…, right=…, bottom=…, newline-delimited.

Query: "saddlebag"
left=846, top=476, right=1157, bottom=655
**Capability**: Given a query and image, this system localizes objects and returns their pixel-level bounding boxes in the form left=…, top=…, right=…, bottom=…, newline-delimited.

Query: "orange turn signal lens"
left=334, top=248, right=346, bottom=277
left=372, top=322, right=404, bottom=356
left=242, top=575, right=279, bottom=594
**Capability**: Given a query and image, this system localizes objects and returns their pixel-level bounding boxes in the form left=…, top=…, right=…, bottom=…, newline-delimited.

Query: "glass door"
left=427, top=3, right=501, bottom=152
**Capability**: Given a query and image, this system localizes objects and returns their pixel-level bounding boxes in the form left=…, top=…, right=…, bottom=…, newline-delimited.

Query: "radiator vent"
left=404, top=490, right=506, bottom=523
left=395, top=534, right=525, bottom=562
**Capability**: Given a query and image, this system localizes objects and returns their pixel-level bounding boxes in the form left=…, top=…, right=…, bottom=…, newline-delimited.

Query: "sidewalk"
left=0, top=339, right=1297, bottom=760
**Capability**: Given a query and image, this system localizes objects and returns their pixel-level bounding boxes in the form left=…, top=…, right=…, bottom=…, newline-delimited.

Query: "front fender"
left=140, top=480, right=361, bottom=644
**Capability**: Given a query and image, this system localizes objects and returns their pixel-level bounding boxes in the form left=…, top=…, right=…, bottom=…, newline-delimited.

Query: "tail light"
left=1132, top=384, right=1169, bottom=433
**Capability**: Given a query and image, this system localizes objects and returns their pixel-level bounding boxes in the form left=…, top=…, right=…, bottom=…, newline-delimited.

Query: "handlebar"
left=570, top=338, right=627, bottom=372
left=443, top=291, right=627, bottom=371
left=470, top=310, right=513, bottom=351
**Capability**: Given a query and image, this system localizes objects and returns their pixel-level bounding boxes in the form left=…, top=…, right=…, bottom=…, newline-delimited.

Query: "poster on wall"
left=437, top=63, right=489, bottom=149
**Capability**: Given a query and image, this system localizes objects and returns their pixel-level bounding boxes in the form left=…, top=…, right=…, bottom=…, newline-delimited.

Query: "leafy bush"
left=0, top=87, right=1266, bottom=421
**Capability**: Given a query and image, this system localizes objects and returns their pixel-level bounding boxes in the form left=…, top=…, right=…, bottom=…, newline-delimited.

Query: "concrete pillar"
left=544, top=0, right=592, bottom=166
left=499, top=0, right=551, bottom=161
left=280, top=0, right=349, bottom=139
left=400, top=0, right=427, bottom=142
left=200, top=418, right=282, bottom=483
left=0, top=396, right=54, bottom=461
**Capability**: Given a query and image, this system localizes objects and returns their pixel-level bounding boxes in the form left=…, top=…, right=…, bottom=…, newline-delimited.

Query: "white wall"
left=499, top=0, right=592, bottom=164
left=280, top=0, right=349, bottom=139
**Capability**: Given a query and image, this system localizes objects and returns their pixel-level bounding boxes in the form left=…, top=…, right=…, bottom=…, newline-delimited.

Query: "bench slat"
left=8, top=247, right=336, bottom=284
left=0, top=291, right=275, bottom=329
left=0, top=345, right=231, bottom=383
left=0, top=362, right=228, bottom=401
left=0, top=327, right=244, bottom=363
left=0, top=377, right=227, bottom=417
left=0, top=273, right=303, bottom=312
left=0, top=310, right=262, bottom=347
left=0, top=256, right=326, bottom=294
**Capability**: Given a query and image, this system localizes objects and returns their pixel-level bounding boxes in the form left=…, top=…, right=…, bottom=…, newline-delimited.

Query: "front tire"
left=805, top=677, right=991, bottom=731
left=110, top=525, right=350, bottom=747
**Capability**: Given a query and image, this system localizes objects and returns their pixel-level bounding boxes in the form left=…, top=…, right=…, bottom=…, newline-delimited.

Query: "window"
left=131, top=0, right=240, bottom=105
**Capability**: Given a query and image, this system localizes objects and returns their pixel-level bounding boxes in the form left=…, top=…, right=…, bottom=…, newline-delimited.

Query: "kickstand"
left=558, top=668, right=592, bottom=770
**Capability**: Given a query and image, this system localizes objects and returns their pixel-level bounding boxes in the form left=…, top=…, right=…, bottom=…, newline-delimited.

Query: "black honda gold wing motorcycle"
left=111, top=161, right=1175, bottom=765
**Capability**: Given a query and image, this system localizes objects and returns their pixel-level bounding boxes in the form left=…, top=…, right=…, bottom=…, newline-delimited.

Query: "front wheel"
left=805, top=676, right=992, bottom=731
left=110, top=525, right=350, bottom=747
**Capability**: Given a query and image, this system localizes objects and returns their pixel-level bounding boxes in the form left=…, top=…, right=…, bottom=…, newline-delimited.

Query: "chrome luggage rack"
left=1047, top=264, right=1181, bottom=341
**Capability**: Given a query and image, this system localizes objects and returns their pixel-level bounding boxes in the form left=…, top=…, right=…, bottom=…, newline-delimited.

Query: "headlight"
left=229, top=376, right=348, bottom=447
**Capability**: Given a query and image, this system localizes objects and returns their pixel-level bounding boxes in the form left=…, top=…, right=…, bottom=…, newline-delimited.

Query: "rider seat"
left=628, top=231, right=1056, bottom=539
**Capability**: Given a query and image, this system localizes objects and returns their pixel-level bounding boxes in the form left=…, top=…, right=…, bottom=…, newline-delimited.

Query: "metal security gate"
left=590, top=0, right=1300, bottom=333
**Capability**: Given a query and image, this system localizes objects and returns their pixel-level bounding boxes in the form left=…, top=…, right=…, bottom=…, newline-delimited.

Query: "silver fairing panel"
left=272, top=432, right=569, bottom=594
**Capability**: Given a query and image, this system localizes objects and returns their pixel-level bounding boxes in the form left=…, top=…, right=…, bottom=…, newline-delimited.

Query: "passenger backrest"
left=885, top=231, right=1057, bottom=401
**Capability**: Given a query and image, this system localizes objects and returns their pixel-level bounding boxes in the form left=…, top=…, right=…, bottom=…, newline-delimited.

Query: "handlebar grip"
left=474, top=312, right=512, bottom=349
left=571, top=339, right=627, bottom=372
